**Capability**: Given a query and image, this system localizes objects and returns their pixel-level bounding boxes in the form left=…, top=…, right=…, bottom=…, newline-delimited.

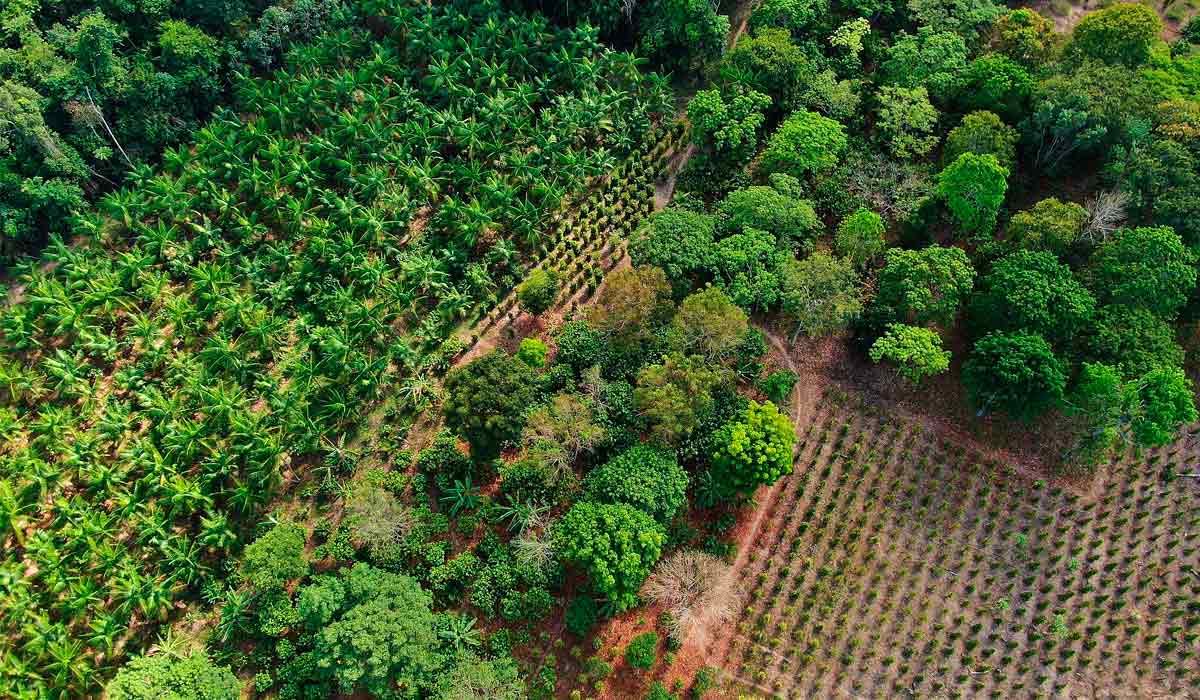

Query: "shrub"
left=711, top=400, right=796, bottom=496
left=554, top=502, right=665, bottom=612
left=834, top=208, right=886, bottom=266
left=242, top=523, right=308, bottom=591
left=518, top=338, right=549, bottom=368
left=566, top=595, right=600, bottom=636
left=625, top=631, right=660, bottom=670
left=869, top=324, right=951, bottom=384
left=517, top=268, right=561, bottom=316
left=584, top=444, right=689, bottom=523
left=105, top=652, right=239, bottom=700
left=443, top=350, right=539, bottom=460
left=645, top=680, right=678, bottom=700
left=757, top=369, right=798, bottom=405
left=1069, top=2, right=1161, bottom=68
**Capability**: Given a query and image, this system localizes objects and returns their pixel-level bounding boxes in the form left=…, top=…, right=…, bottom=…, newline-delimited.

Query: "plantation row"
left=715, top=388, right=1198, bottom=698
left=0, top=1, right=673, bottom=695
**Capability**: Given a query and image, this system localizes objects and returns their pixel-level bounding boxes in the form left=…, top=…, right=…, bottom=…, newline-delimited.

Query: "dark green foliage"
left=957, top=54, right=1032, bottom=120
left=1087, top=226, right=1197, bottom=320
left=517, top=268, right=561, bottom=316
left=629, top=209, right=718, bottom=296
left=944, top=111, right=1019, bottom=171
left=881, top=28, right=969, bottom=102
left=554, top=502, right=665, bottom=612
left=553, top=320, right=612, bottom=374
left=646, top=680, right=679, bottom=700
left=969, top=250, right=1096, bottom=346
left=757, top=369, right=799, bottom=405
left=717, top=28, right=815, bottom=115
left=717, top=174, right=821, bottom=245
left=964, top=331, right=1066, bottom=421
left=1069, top=2, right=1162, bottom=68
left=625, top=631, right=660, bottom=670
left=687, top=87, right=772, bottom=170
left=416, top=429, right=476, bottom=489
left=242, top=523, right=308, bottom=591
left=750, top=0, right=831, bottom=34
left=638, top=0, right=731, bottom=73
left=565, top=595, right=600, bottom=636
left=443, top=351, right=539, bottom=460
left=584, top=444, right=689, bottom=523
left=105, top=652, right=239, bottom=700
left=1084, top=305, right=1185, bottom=379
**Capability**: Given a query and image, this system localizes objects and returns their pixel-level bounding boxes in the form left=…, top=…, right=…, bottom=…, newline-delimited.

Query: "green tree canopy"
left=554, top=501, right=665, bottom=612
left=711, top=400, right=796, bottom=496
left=634, top=352, right=729, bottom=444
left=687, top=87, right=772, bottom=168
left=936, top=152, right=1009, bottom=236
left=835, top=208, right=886, bottom=266
left=875, top=86, right=940, bottom=160
left=957, top=54, right=1032, bottom=121
left=964, top=331, right=1066, bottom=421
left=638, top=0, right=731, bottom=72
left=443, top=350, right=539, bottom=460
left=242, top=522, right=308, bottom=591
left=586, top=266, right=676, bottom=349
left=718, top=28, right=815, bottom=114
left=105, top=652, right=239, bottom=700
left=944, top=111, right=1019, bottom=171
left=584, top=444, right=689, bottom=523
left=968, top=249, right=1096, bottom=346
left=1069, top=2, right=1162, bottom=68
left=516, top=268, right=560, bottom=316
left=669, top=287, right=750, bottom=363
left=880, top=27, right=969, bottom=101
left=629, top=210, right=717, bottom=296
left=869, top=324, right=952, bottom=383
left=716, top=175, right=820, bottom=244
left=1087, top=226, right=1197, bottom=320
left=990, top=8, right=1060, bottom=66
left=759, top=110, right=848, bottom=179
left=778, top=251, right=864, bottom=341
left=1006, top=197, right=1088, bottom=257
left=876, top=246, right=975, bottom=326
left=1083, top=305, right=1185, bottom=380
left=750, top=0, right=831, bottom=34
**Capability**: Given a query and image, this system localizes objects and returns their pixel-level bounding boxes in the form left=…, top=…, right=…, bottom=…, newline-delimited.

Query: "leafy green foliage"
left=1069, top=2, right=1162, bottom=68
left=944, top=111, right=1019, bottom=171
left=757, top=369, right=799, bottom=405
left=638, top=0, right=731, bottom=73
left=517, top=338, right=549, bottom=369
left=876, top=246, right=975, bottom=326
left=687, top=87, right=772, bottom=169
left=1007, top=197, right=1088, bottom=257
left=625, top=631, right=660, bottom=670
left=587, top=266, right=676, bottom=349
left=711, top=400, right=796, bottom=495
left=964, top=331, right=1066, bottom=421
left=716, top=174, right=820, bottom=245
left=875, top=86, right=940, bottom=159
left=554, top=502, right=665, bottom=612
left=778, top=251, right=864, bottom=340
left=1087, top=226, right=1197, bottom=319
left=957, top=54, right=1032, bottom=120
left=444, top=351, right=539, bottom=460
left=565, top=595, right=599, bottom=636
left=517, top=268, right=561, bottom=316
left=584, top=444, right=688, bottom=523
left=635, top=353, right=729, bottom=444
left=105, top=651, right=239, bottom=700
left=835, top=208, right=886, bottom=266
left=629, top=210, right=717, bottom=296
left=242, top=523, right=308, bottom=591
left=759, top=110, right=848, bottom=179
left=1083, top=305, right=1184, bottom=380
left=750, top=0, right=831, bottom=34
left=869, top=324, right=951, bottom=383
left=553, top=320, right=612, bottom=374
left=881, top=28, right=969, bottom=101
left=433, top=656, right=525, bottom=700
left=669, top=287, right=749, bottom=363
left=936, top=152, right=1009, bottom=236
left=990, top=8, right=1060, bottom=66
left=969, top=250, right=1096, bottom=345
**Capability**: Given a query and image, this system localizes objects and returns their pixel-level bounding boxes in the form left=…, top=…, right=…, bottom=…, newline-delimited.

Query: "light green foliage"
left=835, top=208, right=886, bottom=266
left=958, top=54, right=1032, bottom=120
left=1069, top=2, right=1162, bottom=68
left=936, top=152, right=1009, bottom=236
left=645, top=680, right=677, bottom=700
left=554, top=502, right=665, bottom=612
left=625, top=631, right=660, bottom=670
left=1006, top=197, right=1088, bottom=256
left=433, top=656, right=525, bottom=700
left=1087, top=226, right=1197, bottom=319
left=517, top=338, right=548, bottom=368
left=760, top=110, right=848, bottom=179
left=876, top=246, right=975, bottom=326
left=516, top=268, right=560, bottom=316
left=969, top=250, right=1096, bottom=345
left=629, top=210, right=717, bottom=295
left=718, top=28, right=814, bottom=112
left=1084, top=305, right=1184, bottom=379
left=687, top=87, right=772, bottom=168
left=717, top=175, right=821, bottom=244
left=750, top=0, right=831, bottom=33
left=869, top=324, right=951, bottom=383
left=1071, top=362, right=1198, bottom=466
left=298, top=574, right=346, bottom=631
left=105, top=651, right=239, bottom=700
left=906, top=0, right=1005, bottom=44
left=310, top=563, right=440, bottom=697
left=1129, top=366, right=1198, bottom=446
left=830, top=18, right=872, bottom=65
left=711, top=400, right=797, bottom=495
left=638, top=0, right=731, bottom=72
left=778, top=251, right=864, bottom=340
left=584, top=444, right=688, bottom=523
left=635, top=353, right=728, bottom=444
left=443, top=350, right=539, bottom=460
left=964, top=331, right=1066, bottom=421
left=881, top=28, right=969, bottom=101
left=990, top=8, right=1059, bottom=66
left=710, top=226, right=789, bottom=311
left=875, top=86, right=940, bottom=159
left=669, top=287, right=750, bottom=363
left=242, top=522, right=308, bottom=591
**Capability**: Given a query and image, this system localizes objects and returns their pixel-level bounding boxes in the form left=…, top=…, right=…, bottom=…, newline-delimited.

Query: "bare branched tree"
left=641, top=550, right=734, bottom=646
left=1082, top=190, right=1129, bottom=244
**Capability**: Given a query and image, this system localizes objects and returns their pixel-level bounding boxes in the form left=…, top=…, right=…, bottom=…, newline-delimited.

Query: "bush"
left=625, top=631, right=660, bottom=670
left=834, top=208, right=886, bottom=266
left=105, top=652, right=239, bottom=700
left=517, top=268, right=560, bottom=315
left=584, top=444, right=689, bottom=523
left=711, top=400, right=796, bottom=496
left=443, top=350, right=540, bottom=460
left=518, top=338, right=549, bottom=368
left=757, top=369, right=798, bottom=405
left=869, top=324, right=951, bottom=384
left=242, top=523, right=308, bottom=591
left=554, top=320, right=611, bottom=373
left=645, top=680, right=678, bottom=700
left=565, top=595, right=600, bottom=636
left=554, top=502, right=665, bottom=612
